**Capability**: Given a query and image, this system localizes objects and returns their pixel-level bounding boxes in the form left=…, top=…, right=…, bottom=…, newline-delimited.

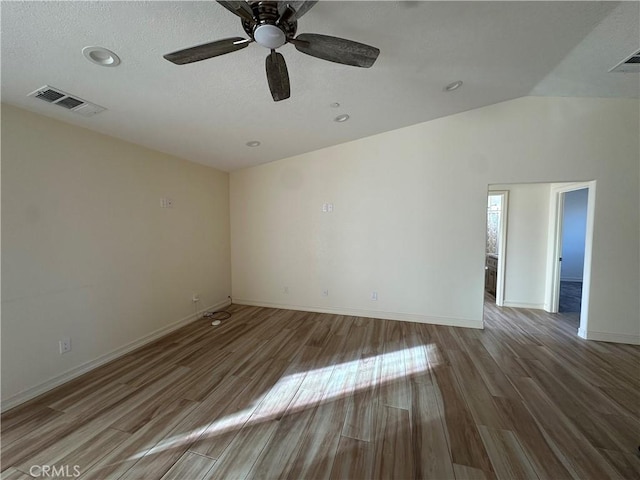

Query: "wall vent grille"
left=27, top=85, right=106, bottom=117
left=610, top=50, right=640, bottom=73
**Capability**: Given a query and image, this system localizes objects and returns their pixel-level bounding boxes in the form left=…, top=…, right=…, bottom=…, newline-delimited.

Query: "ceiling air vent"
left=609, top=49, right=640, bottom=73
left=35, top=88, right=65, bottom=103
left=56, top=96, right=84, bottom=109
left=27, top=85, right=106, bottom=117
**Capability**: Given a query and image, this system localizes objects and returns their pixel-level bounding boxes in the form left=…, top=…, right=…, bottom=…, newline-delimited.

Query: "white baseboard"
left=233, top=298, right=483, bottom=330
left=502, top=301, right=546, bottom=310
left=578, top=328, right=640, bottom=345
left=1, top=298, right=231, bottom=412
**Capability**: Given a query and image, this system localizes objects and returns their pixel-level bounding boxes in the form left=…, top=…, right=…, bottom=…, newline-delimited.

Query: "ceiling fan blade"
left=265, top=50, right=290, bottom=102
left=217, top=1, right=254, bottom=23
left=164, top=37, right=251, bottom=65
left=279, top=1, right=319, bottom=22
left=293, top=33, right=380, bottom=68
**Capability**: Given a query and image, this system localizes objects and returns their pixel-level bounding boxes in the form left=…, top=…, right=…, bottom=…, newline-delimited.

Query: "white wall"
left=490, top=183, right=550, bottom=309
left=561, top=188, right=588, bottom=282
left=231, top=97, right=640, bottom=344
left=1, top=104, right=231, bottom=408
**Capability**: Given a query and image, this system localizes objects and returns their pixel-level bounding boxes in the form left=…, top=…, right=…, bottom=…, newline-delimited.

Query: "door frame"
left=487, top=190, right=509, bottom=307
left=544, top=181, right=595, bottom=338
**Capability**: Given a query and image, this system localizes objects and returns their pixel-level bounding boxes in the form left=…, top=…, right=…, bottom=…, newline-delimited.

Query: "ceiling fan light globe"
left=254, top=24, right=286, bottom=50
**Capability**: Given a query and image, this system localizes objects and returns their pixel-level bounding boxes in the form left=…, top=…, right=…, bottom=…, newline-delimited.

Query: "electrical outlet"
left=371, top=291, right=378, bottom=301
left=283, top=286, right=289, bottom=294
left=192, top=293, right=200, bottom=303
left=322, top=289, right=329, bottom=297
left=59, top=337, right=71, bottom=354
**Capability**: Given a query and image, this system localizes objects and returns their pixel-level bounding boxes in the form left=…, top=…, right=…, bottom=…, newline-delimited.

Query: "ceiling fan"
left=164, top=1, right=380, bottom=102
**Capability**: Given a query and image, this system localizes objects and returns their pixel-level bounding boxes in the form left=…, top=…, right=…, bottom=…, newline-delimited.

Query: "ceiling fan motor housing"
left=243, top=1, right=297, bottom=48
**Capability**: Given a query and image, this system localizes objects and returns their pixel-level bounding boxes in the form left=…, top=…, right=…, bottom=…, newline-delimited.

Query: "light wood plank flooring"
left=2, top=301, right=639, bottom=479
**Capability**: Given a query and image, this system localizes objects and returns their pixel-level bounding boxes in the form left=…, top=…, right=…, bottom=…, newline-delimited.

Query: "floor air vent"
left=27, top=85, right=107, bottom=117
left=609, top=50, right=640, bottom=73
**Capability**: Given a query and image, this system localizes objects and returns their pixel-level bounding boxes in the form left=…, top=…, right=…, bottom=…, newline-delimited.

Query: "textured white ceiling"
left=2, top=1, right=638, bottom=171
left=532, top=1, right=640, bottom=97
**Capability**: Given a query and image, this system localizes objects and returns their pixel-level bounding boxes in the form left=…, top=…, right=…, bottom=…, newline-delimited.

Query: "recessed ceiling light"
left=330, top=102, right=340, bottom=108
left=82, top=46, right=121, bottom=67
left=246, top=140, right=261, bottom=147
left=334, top=114, right=350, bottom=123
left=444, top=80, right=463, bottom=92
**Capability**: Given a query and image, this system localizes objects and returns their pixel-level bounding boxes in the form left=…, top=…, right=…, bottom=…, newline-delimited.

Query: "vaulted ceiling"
left=2, top=1, right=638, bottom=171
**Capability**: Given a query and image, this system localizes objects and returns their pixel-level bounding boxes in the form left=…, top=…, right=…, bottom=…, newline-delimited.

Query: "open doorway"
left=546, top=182, right=596, bottom=338
left=485, top=191, right=508, bottom=306
left=483, top=181, right=595, bottom=339
left=559, top=188, right=588, bottom=313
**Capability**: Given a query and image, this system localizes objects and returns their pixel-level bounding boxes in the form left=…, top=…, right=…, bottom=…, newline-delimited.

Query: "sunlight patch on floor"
left=127, top=344, right=433, bottom=461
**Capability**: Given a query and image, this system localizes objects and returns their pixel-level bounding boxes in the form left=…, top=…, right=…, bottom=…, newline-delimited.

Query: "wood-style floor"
left=2, top=300, right=639, bottom=479
left=559, top=281, right=583, bottom=313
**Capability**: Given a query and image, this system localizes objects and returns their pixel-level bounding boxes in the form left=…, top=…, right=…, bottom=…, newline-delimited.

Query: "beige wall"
left=231, top=97, right=640, bottom=343
left=3, top=95, right=638, bottom=408
left=1, top=104, right=231, bottom=407
left=490, top=183, right=551, bottom=309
